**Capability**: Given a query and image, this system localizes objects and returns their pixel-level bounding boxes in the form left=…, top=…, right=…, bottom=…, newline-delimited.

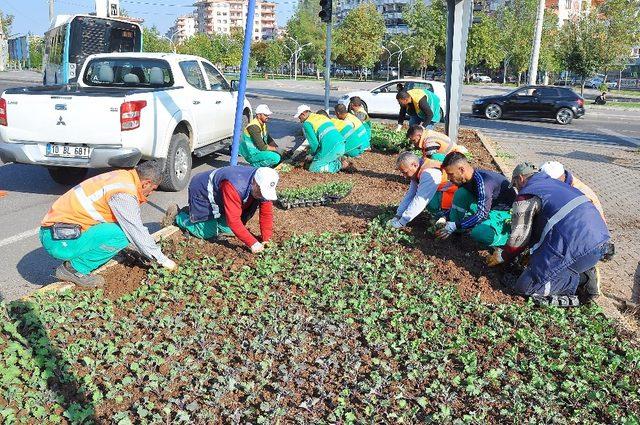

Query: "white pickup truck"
left=0, top=52, right=252, bottom=191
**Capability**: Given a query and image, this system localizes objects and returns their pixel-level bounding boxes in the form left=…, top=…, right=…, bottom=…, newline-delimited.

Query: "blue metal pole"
left=229, top=0, right=257, bottom=166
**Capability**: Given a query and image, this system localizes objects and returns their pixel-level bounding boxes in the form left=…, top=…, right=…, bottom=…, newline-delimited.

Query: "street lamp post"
left=164, top=30, right=182, bottom=53
left=381, top=45, right=397, bottom=81
left=288, top=37, right=311, bottom=80
left=283, top=44, right=294, bottom=78
left=390, top=40, right=412, bottom=79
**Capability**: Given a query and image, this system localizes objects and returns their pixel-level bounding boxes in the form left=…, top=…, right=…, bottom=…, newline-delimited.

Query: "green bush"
left=278, top=181, right=353, bottom=203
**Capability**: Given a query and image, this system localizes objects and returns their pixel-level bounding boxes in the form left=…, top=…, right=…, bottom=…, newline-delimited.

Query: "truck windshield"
left=83, top=58, right=173, bottom=88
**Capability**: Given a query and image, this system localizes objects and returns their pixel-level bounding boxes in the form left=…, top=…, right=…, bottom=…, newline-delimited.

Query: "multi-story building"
left=167, top=14, right=197, bottom=43
left=194, top=0, right=277, bottom=40
left=335, top=0, right=416, bottom=35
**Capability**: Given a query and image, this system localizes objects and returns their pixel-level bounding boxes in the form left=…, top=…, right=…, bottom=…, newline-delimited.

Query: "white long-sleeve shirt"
left=395, top=168, right=441, bottom=225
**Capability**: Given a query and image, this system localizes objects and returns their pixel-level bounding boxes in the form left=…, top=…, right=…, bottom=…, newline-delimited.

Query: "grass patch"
left=1, top=219, right=639, bottom=423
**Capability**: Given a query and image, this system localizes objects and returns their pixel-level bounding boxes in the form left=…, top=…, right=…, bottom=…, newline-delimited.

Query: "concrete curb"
left=21, top=225, right=180, bottom=300
left=475, top=129, right=631, bottom=329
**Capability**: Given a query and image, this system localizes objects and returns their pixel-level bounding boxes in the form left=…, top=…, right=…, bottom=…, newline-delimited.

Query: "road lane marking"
left=599, top=127, right=640, bottom=147
left=0, top=228, right=39, bottom=248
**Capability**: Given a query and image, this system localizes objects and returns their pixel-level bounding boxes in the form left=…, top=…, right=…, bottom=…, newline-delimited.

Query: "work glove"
left=386, top=218, right=403, bottom=229
left=486, top=249, right=504, bottom=267
left=159, top=257, right=177, bottom=271
left=435, top=221, right=456, bottom=240
left=251, top=242, right=265, bottom=254
left=395, top=124, right=403, bottom=132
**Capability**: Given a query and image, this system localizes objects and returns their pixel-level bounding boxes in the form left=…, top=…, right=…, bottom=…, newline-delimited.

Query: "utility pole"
left=319, top=0, right=332, bottom=110
left=49, top=0, right=55, bottom=22
left=528, top=0, right=545, bottom=85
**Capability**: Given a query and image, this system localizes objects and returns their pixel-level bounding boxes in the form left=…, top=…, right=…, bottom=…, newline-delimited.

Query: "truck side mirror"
left=230, top=80, right=239, bottom=91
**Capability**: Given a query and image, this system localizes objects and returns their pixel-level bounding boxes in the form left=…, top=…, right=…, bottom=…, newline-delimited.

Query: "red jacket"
left=220, top=181, right=273, bottom=247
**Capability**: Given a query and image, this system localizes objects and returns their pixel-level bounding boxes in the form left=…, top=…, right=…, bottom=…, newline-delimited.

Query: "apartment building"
left=335, top=0, right=415, bottom=34
left=167, top=14, right=197, bottom=43
left=194, top=0, right=277, bottom=40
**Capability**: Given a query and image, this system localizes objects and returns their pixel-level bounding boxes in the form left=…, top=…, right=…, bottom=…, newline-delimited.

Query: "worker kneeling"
left=239, top=104, right=281, bottom=168
left=348, top=96, right=371, bottom=141
left=332, top=104, right=369, bottom=157
left=295, top=104, right=347, bottom=173
left=487, top=163, right=611, bottom=305
left=40, top=161, right=177, bottom=288
left=387, top=151, right=458, bottom=229
left=169, top=166, right=278, bottom=254
left=437, top=152, right=516, bottom=247
left=406, top=125, right=467, bottom=159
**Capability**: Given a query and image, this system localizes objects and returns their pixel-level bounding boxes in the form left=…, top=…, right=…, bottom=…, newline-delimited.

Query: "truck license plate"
left=46, top=144, right=92, bottom=159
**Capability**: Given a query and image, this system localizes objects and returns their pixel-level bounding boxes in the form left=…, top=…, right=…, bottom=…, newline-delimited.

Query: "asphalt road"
left=0, top=77, right=638, bottom=301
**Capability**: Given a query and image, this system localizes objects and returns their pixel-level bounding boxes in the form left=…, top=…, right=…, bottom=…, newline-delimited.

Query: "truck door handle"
left=215, top=100, right=222, bottom=104
left=193, top=100, right=200, bottom=105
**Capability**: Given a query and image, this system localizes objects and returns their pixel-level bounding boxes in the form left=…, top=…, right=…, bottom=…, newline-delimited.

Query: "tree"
left=496, top=0, right=538, bottom=84
left=143, top=26, right=173, bottom=53
left=29, top=36, right=43, bottom=69
left=1, top=11, right=13, bottom=36
left=466, top=13, right=505, bottom=78
left=557, top=15, right=608, bottom=94
left=286, top=0, right=326, bottom=78
left=403, top=0, right=447, bottom=70
left=333, top=4, right=385, bottom=78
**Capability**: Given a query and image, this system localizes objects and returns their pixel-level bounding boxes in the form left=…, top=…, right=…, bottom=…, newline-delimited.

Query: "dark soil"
left=98, top=129, right=518, bottom=304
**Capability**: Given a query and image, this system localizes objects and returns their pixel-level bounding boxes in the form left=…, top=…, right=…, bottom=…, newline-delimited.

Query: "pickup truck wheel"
left=47, top=167, right=89, bottom=185
left=160, top=133, right=191, bottom=192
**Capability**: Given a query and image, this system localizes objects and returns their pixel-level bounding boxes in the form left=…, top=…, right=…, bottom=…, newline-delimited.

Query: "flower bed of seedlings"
left=370, top=123, right=411, bottom=153
left=2, top=219, right=640, bottom=423
left=277, top=181, right=353, bottom=209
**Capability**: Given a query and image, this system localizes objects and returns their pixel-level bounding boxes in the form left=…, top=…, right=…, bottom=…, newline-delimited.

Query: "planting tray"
left=278, top=188, right=352, bottom=210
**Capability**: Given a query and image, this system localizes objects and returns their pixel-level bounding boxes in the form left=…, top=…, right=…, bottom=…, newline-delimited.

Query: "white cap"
left=294, top=104, right=311, bottom=118
left=255, top=104, right=273, bottom=116
left=540, top=161, right=565, bottom=179
left=254, top=167, right=279, bottom=201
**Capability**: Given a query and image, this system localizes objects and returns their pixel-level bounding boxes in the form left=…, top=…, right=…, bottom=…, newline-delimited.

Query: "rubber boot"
left=577, top=266, right=601, bottom=304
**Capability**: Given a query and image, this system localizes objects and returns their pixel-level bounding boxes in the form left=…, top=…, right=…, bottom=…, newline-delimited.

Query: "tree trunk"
left=517, top=72, right=522, bottom=86
left=580, top=80, right=585, bottom=96
left=618, top=69, right=622, bottom=91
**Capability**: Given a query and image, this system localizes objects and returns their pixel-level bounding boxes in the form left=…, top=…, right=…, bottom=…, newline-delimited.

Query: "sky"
left=4, top=0, right=296, bottom=36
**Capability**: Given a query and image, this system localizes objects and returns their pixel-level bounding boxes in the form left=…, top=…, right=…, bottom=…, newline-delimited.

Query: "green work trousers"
left=175, top=210, right=233, bottom=240
left=344, top=127, right=369, bottom=158
left=241, top=148, right=281, bottom=168
left=448, top=188, right=511, bottom=247
left=40, top=222, right=129, bottom=275
left=309, top=132, right=345, bottom=173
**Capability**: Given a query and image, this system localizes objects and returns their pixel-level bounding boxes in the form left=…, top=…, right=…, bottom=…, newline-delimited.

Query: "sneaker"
left=577, top=266, right=601, bottom=303
left=162, top=204, right=179, bottom=227
left=55, top=262, right=105, bottom=288
left=532, top=294, right=580, bottom=307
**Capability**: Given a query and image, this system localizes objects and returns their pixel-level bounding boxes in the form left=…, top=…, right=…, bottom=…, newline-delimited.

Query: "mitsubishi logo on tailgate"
left=56, top=116, right=66, bottom=126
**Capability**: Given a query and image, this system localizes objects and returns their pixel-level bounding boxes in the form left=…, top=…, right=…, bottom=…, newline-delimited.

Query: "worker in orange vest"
left=40, top=161, right=176, bottom=288
left=387, top=151, right=458, bottom=229
left=406, top=125, right=468, bottom=159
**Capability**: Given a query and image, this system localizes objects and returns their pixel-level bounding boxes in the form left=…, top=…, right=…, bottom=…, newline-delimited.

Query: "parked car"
left=338, top=79, right=447, bottom=119
left=0, top=52, right=252, bottom=190
left=376, top=68, right=398, bottom=79
left=584, top=77, right=617, bottom=90
left=471, top=85, right=585, bottom=125
left=472, top=74, right=492, bottom=83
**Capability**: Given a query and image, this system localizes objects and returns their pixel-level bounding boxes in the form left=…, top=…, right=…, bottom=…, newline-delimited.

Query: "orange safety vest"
left=418, top=130, right=463, bottom=158
left=42, top=169, right=146, bottom=230
left=416, top=158, right=457, bottom=210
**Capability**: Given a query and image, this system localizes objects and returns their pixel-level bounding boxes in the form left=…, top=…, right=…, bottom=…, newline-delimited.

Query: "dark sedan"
left=472, top=85, right=585, bottom=125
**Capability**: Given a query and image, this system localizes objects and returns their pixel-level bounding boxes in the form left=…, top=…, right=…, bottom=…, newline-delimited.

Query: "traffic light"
left=319, top=0, right=332, bottom=23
